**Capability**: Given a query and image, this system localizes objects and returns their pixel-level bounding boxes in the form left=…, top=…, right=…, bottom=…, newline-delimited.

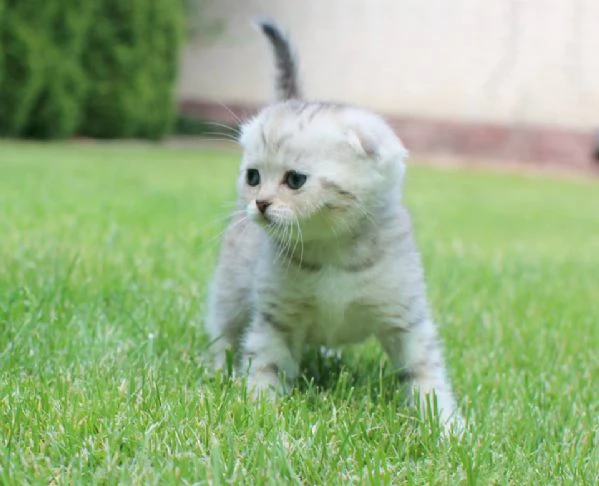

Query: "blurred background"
left=1, top=0, right=598, bottom=174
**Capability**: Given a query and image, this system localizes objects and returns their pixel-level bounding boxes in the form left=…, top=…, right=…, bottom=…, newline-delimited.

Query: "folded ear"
left=345, top=125, right=409, bottom=164
left=341, top=109, right=408, bottom=163
left=342, top=113, right=409, bottom=189
left=345, top=128, right=378, bottom=157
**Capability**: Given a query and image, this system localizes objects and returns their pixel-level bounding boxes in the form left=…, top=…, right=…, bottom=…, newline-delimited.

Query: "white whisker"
left=283, top=222, right=297, bottom=274
left=294, top=216, right=305, bottom=270
left=282, top=223, right=293, bottom=270
left=203, top=121, right=241, bottom=137
left=201, top=211, right=248, bottom=253
left=199, top=132, right=239, bottom=142
left=216, top=101, right=246, bottom=126
left=270, top=224, right=287, bottom=266
left=198, top=133, right=239, bottom=147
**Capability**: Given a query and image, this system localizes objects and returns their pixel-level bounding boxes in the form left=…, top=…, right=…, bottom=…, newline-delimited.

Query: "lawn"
left=1, top=141, right=598, bottom=484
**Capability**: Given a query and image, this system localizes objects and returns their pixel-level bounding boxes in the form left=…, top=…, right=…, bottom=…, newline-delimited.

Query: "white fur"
left=205, top=101, right=463, bottom=431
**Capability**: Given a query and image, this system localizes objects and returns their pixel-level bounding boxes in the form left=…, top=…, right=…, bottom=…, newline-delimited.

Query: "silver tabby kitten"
left=205, top=19, right=462, bottom=430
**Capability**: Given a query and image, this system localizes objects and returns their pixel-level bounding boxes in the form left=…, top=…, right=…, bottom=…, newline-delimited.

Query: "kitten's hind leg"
left=241, top=312, right=300, bottom=398
left=378, top=321, right=463, bottom=433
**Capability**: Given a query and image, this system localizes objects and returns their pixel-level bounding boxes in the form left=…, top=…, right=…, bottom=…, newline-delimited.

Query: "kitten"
left=205, top=19, right=463, bottom=430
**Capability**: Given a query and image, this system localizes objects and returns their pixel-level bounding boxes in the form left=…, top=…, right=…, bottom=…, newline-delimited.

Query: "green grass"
left=1, top=141, right=598, bottom=484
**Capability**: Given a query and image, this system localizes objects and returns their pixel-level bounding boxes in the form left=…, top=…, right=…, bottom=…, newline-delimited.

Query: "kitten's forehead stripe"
left=260, top=125, right=267, bottom=146
left=272, top=132, right=292, bottom=151
left=294, top=102, right=311, bottom=117
left=306, top=103, right=324, bottom=122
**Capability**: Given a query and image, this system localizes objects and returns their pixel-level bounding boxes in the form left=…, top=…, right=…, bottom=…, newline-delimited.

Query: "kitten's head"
left=237, top=101, right=408, bottom=242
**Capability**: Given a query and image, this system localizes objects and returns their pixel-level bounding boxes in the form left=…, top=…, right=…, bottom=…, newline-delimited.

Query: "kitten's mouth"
left=251, top=211, right=272, bottom=225
left=247, top=202, right=297, bottom=230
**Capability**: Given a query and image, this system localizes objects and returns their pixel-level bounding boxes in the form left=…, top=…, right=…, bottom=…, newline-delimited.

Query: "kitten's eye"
left=246, top=169, right=260, bottom=187
left=284, top=170, right=307, bottom=190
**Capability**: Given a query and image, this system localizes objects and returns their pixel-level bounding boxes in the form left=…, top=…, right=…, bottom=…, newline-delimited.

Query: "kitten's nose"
left=255, top=199, right=271, bottom=214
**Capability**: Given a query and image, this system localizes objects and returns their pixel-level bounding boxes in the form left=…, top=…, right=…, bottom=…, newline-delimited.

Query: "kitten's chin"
left=246, top=204, right=270, bottom=225
left=248, top=211, right=268, bottom=225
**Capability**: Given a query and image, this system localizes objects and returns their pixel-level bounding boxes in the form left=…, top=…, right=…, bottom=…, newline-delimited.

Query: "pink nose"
left=256, top=200, right=271, bottom=214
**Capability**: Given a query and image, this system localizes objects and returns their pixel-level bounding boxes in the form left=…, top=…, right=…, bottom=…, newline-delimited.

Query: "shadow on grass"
left=197, top=344, right=410, bottom=404
left=296, top=347, right=411, bottom=404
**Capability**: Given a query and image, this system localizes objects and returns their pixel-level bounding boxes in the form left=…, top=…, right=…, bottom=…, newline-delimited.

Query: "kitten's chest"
left=291, top=268, right=377, bottom=345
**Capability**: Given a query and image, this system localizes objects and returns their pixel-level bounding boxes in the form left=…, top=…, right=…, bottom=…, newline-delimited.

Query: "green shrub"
left=79, top=0, right=183, bottom=139
left=0, top=0, right=4, bottom=89
left=0, top=0, right=184, bottom=139
left=22, top=1, right=93, bottom=139
left=0, top=1, right=48, bottom=136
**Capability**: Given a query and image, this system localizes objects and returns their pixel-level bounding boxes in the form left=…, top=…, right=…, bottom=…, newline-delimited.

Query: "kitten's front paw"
left=416, top=389, right=464, bottom=437
left=246, top=365, right=284, bottom=400
left=440, top=411, right=465, bottom=437
left=203, top=341, right=237, bottom=377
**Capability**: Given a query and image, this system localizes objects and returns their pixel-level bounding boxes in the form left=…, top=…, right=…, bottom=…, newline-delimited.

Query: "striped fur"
left=256, top=18, right=302, bottom=101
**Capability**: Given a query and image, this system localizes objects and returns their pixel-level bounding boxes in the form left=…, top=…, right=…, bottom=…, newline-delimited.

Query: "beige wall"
left=178, top=0, right=599, bottom=130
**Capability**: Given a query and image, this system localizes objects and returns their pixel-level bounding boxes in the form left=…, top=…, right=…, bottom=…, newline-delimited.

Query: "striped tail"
left=255, top=18, right=302, bottom=101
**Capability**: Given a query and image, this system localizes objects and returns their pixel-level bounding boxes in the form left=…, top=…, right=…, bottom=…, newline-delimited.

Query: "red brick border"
left=179, top=100, right=599, bottom=175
